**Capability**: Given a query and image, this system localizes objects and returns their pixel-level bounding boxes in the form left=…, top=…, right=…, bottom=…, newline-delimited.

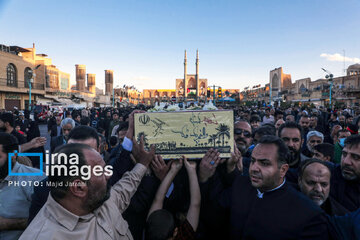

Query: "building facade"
left=242, top=64, right=360, bottom=107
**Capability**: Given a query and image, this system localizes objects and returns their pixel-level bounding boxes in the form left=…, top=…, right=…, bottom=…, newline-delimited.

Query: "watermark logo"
left=8, top=151, right=113, bottom=180
left=8, top=151, right=43, bottom=176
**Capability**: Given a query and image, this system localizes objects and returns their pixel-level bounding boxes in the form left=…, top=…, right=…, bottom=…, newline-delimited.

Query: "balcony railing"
left=0, top=78, right=45, bottom=90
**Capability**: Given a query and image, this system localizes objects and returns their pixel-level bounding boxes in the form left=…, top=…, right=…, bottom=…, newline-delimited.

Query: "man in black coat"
left=330, top=134, right=360, bottom=212
left=50, top=118, right=75, bottom=153
left=200, top=136, right=330, bottom=240
left=298, top=159, right=349, bottom=216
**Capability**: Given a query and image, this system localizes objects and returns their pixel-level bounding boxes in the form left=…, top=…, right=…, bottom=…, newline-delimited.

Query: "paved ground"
left=39, top=123, right=50, bottom=151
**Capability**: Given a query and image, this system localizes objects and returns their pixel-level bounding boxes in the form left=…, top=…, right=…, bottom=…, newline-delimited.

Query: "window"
left=7, top=63, right=17, bottom=87
left=24, top=67, right=32, bottom=88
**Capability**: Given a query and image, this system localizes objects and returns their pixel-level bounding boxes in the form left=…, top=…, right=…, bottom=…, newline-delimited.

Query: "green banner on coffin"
left=134, top=110, right=234, bottom=159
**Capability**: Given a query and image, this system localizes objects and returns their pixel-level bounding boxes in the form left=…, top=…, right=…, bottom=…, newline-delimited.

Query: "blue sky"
left=1, top=0, right=359, bottom=91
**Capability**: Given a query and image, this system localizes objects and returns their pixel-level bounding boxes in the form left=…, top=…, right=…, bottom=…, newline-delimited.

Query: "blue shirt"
left=0, top=162, right=45, bottom=240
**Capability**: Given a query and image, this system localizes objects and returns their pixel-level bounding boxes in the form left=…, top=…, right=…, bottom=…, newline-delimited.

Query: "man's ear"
left=279, top=163, right=289, bottom=178
left=69, top=179, right=87, bottom=198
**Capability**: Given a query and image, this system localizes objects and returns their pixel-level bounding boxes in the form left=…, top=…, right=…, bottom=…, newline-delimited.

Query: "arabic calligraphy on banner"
left=134, top=110, right=234, bottom=159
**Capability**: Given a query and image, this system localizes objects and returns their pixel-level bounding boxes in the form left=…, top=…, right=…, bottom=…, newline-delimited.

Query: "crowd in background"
left=0, top=103, right=359, bottom=240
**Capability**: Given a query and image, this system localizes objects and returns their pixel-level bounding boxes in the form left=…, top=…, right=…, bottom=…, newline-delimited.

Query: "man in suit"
left=330, top=134, right=360, bottom=212
left=16, top=112, right=29, bottom=133
left=200, top=135, right=330, bottom=239
left=50, top=118, right=75, bottom=153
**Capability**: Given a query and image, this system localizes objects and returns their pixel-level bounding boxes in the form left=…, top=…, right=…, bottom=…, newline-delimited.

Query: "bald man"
left=298, top=159, right=348, bottom=216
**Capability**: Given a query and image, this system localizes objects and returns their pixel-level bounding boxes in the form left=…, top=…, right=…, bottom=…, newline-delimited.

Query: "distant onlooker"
left=313, top=143, right=335, bottom=162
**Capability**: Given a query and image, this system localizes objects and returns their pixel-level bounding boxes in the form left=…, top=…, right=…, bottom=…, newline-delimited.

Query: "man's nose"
left=342, top=154, right=352, bottom=166
left=314, top=183, right=322, bottom=192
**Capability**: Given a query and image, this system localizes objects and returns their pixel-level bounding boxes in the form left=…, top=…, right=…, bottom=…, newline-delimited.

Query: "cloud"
left=320, top=53, right=360, bottom=63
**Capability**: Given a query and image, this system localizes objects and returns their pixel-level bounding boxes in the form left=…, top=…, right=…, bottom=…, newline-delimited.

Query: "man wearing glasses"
left=234, top=120, right=252, bottom=156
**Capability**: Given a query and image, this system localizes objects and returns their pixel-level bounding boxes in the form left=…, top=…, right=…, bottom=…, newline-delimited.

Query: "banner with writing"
left=134, top=110, right=234, bottom=159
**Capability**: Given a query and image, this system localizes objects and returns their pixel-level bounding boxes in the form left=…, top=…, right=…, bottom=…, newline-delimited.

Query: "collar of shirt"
left=256, top=178, right=286, bottom=199
left=4, top=162, right=20, bottom=182
left=46, top=194, right=94, bottom=231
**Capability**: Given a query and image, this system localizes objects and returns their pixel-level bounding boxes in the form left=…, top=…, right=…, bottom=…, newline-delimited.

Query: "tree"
left=216, top=124, right=230, bottom=146
left=208, top=134, right=218, bottom=148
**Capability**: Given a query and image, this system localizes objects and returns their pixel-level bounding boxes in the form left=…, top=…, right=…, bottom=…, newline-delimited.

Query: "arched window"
left=187, top=78, right=196, bottom=88
left=24, top=67, right=32, bottom=88
left=7, top=63, right=17, bottom=87
left=271, top=74, right=279, bottom=89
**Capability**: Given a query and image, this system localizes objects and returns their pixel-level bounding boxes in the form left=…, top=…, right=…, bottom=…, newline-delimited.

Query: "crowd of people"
left=0, top=104, right=359, bottom=240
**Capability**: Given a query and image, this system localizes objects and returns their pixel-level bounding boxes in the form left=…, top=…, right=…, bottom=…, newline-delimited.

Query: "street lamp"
left=113, top=85, right=120, bottom=108
left=322, top=68, right=334, bottom=107
left=27, top=64, right=41, bottom=111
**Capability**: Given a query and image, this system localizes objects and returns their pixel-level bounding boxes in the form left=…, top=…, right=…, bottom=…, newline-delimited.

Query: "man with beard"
left=20, top=142, right=155, bottom=240
left=0, top=112, right=26, bottom=145
left=199, top=136, right=330, bottom=239
left=0, top=133, right=45, bottom=240
left=302, top=131, right=324, bottom=158
left=330, top=134, right=360, bottom=212
left=0, top=113, right=45, bottom=154
left=233, top=120, right=252, bottom=157
left=298, top=159, right=348, bottom=216
left=299, top=115, right=312, bottom=151
left=278, top=122, right=309, bottom=184
left=278, top=121, right=308, bottom=169
left=338, top=114, right=346, bottom=128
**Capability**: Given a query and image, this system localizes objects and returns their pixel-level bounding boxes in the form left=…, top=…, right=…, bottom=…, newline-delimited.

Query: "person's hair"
left=0, top=112, right=15, bottom=127
left=0, top=132, right=18, bottom=154
left=306, top=131, right=324, bottom=142
left=61, top=118, right=76, bottom=128
left=250, top=115, right=261, bottom=123
left=72, top=112, right=80, bottom=119
left=346, top=115, right=353, bottom=120
left=337, top=129, right=350, bottom=138
left=298, top=158, right=331, bottom=179
left=68, top=126, right=100, bottom=148
left=344, top=135, right=360, bottom=149
left=314, top=143, right=334, bottom=161
left=278, top=121, right=303, bottom=139
left=299, top=115, right=309, bottom=120
left=109, top=136, right=118, bottom=147
left=80, top=117, right=90, bottom=126
left=48, top=143, right=93, bottom=200
left=117, top=122, right=129, bottom=133
left=258, top=135, right=290, bottom=165
left=235, top=119, right=250, bottom=125
left=145, top=209, right=175, bottom=240
left=98, top=133, right=106, bottom=144
left=253, top=125, right=276, bottom=138
left=97, top=127, right=105, bottom=134
left=331, top=112, right=338, bottom=118
left=275, top=110, right=283, bottom=118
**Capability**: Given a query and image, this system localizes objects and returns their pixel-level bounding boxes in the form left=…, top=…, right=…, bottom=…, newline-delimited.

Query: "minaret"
left=184, top=50, right=187, bottom=97
left=196, top=49, right=199, bottom=97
